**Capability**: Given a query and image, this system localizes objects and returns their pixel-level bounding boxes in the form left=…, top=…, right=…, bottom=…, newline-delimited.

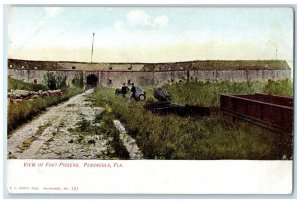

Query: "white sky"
left=8, top=7, right=294, bottom=63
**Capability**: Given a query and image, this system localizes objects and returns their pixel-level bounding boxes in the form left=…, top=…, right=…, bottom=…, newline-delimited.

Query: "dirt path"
left=8, top=89, right=116, bottom=159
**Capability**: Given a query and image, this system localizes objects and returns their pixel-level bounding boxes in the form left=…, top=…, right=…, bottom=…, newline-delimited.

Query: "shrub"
left=43, top=72, right=67, bottom=90
left=263, top=79, right=293, bottom=96
left=72, top=74, right=83, bottom=88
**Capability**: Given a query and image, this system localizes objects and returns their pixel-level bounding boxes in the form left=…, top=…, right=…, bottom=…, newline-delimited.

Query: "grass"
left=88, top=80, right=293, bottom=160
left=142, top=60, right=290, bottom=71
left=189, top=60, right=289, bottom=70
left=10, top=59, right=289, bottom=71
left=17, top=123, right=51, bottom=152
left=8, top=87, right=84, bottom=134
left=162, top=81, right=264, bottom=106
left=161, top=79, right=293, bottom=106
left=70, top=110, right=129, bottom=159
left=263, top=79, right=293, bottom=96
left=8, top=76, right=48, bottom=91
left=8, top=77, right=84, bottom=133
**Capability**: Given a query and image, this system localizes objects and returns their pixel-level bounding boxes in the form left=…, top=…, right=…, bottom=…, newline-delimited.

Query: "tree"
left=72, top=73, right=83, bottom=88
left=43, top=72, right=67, bottom=90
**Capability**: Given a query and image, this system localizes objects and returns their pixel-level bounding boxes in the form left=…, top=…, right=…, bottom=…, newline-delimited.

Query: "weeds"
left=71, top=110, right=129, bottom=159
left=17, top=123, right=50, bottom=152
left=89, top=80, right=293, bottom=160
left=162, top=80, right=293, bottom=106
left=43, top=72, right=67, bottom=90
left=142, top=60, right=289, bottom=71
left=263, top=79, right=293, bottom=96
left=8, top=88, right=83, bottom=133
left=8, top=76, right=47, bottom=91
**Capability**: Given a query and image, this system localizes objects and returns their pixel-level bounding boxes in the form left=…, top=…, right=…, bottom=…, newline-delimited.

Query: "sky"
left=8, top=7, right=294, bottom=63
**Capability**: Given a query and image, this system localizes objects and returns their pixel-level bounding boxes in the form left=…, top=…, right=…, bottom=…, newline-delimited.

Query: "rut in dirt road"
left=7, top=89, right=128, bottom=159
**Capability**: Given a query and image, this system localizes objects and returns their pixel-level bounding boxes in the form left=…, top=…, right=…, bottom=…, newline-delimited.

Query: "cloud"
left=126, top=9, right=153, bottom=27
left=154, top=15, right=169, bottom=28
left=44, top=7, right=63, bottom=17
left=125, top=9, right=169, bottom=28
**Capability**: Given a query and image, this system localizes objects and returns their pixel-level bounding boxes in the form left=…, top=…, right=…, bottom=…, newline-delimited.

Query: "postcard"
left=5, top=5, right=294, bottom=194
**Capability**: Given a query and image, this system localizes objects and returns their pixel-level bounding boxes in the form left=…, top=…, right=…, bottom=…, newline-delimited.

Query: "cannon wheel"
left=139, top=94, right=146, bottom=101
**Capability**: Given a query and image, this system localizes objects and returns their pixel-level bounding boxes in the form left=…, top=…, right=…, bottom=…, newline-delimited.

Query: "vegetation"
left=8, top=88, right=83, bottom=134
left=89, top=80, right=293, bottom=160
left=9, top=58, right=289, bottom=71
left=142, top=60, right=290, bottom=71
left=162, top=81, right=264, bottom=106
left=8, top=76, right=47, bottom=91
left=70, top=109, right=129, bottom=159
left=190, top=60, right=289, bottom=70
left=263, top=79, right=293, bottom=96
left=43, top=72, right=67, bottom=90
left=162, top=79, right=293, bottom=106
left=72, top=73, right=84, bottom=88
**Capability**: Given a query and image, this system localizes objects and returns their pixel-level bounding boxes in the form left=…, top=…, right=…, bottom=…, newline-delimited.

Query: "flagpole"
left=91, top=33, right=95, bottom=63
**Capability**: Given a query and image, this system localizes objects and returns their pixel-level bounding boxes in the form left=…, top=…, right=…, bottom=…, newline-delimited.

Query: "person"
left=121, top=83, right=127, bottom=98
left=130, top=83, right=136, bottom=100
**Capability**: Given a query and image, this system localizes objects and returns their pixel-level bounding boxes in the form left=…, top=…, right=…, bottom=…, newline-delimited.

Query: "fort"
left=8, top=59, right=291, bottom=88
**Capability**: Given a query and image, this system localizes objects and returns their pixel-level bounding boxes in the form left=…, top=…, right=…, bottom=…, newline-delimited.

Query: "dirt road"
left=8, top=89, right=142, bottom=159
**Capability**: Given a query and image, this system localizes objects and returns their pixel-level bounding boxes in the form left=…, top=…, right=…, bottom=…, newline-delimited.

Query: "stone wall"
left=8, top=69, right=81, bottom=87
left=8, top=68, right=291, bottom=88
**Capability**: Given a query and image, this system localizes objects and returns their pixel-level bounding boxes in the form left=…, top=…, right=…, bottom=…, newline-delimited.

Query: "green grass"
left=189, top=60, right=289, bottom=70
left=8, top=76, right=48, bottom=91
left=8, top=88, right=83, bottom=134
left=263, top=79, right=293, bottom=96
left=162, top=81, right=264, bottom=106
left=10, top=59, right=289, bottom=71
left=161, top=79, right=293, bottom=106
left=8, top=77, right=84, bottom=133
left=142, top=60, right=290, bottom=71
left=88, top=80, right=293, bottom=160
left=70, top=110, right=130, bottom=159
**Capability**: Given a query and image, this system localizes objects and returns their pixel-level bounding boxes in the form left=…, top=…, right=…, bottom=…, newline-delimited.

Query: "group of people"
left=121, top=83, right=136, bottom=99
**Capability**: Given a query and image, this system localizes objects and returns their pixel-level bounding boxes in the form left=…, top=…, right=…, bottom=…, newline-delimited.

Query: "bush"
left=263, top=79, right=293, bottom=96
left=43, top=72, right=67, bottom=90
left=72, top=74, right=83, bottom=88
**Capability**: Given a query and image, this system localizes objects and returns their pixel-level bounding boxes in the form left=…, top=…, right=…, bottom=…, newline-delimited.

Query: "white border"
left=1, top=0, right=299, bottom=202
left=7, top=160, right=293, bottom=194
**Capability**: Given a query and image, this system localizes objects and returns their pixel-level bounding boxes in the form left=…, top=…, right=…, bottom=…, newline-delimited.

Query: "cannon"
left=115, top=85, right=146, bottom=101
left=145, top=87, right=212, bottom=117
left=131, top=86, right=146, bottom=101
left=153, top=87, right=171, bottom=102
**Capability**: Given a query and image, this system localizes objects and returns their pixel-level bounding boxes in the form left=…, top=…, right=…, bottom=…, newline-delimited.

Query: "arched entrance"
left=86, top=74, right=98, bottom=89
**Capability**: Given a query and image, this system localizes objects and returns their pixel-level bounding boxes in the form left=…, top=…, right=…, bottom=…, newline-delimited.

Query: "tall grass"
left=8, top=88, right=83, bottom=133
left=162, top=81, right=264, bottom=106
left=8, top=76, right=47, bottom=91
left=263, top=79, right=293, bottom=96
left=89, top=80, right=293, bottom=160
left=162, top=79, right=293, bottom=106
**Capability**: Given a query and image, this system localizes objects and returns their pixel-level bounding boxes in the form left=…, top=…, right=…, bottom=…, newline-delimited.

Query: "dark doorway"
left=86, top=74, right=98, bottom=89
